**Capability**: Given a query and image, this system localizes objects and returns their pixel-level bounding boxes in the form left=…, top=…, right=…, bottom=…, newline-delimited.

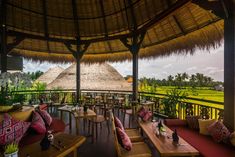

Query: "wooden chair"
left=122, top=101, right=138, bottom=128
left=111, top=113, right=152, bottom=157
left=87, top=107, right=110, bottom=139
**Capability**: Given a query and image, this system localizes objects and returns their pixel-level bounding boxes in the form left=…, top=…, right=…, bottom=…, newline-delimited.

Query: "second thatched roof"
left=47, top=63, right=131, bottom=91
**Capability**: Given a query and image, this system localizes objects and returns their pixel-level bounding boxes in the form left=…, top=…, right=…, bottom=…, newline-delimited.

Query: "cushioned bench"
left=165, top=119, right=235, bottom=157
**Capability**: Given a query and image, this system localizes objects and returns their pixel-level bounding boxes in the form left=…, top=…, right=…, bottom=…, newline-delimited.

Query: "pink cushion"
left=208, top=121, right=231, bottom=143
left=38, top=110, right=52, bottom=126
left=114, top=116, right=124, bottom=130
left=30, top=111, right=46, bottom=134
left=138, top=107, right=147, bottom=118
left=186, top=116, right=200, bottom=130
left=143, top=111, right=152, bottom=122
left=0, top=113, right=30, bottom=145
left=116, top=127, right=132, bottom=151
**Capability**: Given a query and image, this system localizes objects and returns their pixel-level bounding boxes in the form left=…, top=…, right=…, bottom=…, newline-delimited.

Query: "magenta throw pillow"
left=114, top=116, right=124, bottom=130
left=30, top=111, right=46, bottom=134
left=116, top=127, right=132, bottom=151
left=138, top=106, right=147, bottom=118
left=143, top=111, right=152, bottom=122
left=207, top=121, right=231, bottom=143
left=0, top=113, right=30, bottom=145
left=38, top=110, right=52, bottom=126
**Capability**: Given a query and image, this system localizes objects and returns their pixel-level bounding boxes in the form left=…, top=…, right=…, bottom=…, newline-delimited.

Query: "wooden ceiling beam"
left=99, top=0, right=108, bottom=37
left=172, top=15, right=185, bottom=35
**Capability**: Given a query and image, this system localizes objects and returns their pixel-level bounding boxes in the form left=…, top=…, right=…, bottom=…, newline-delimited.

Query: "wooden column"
left=224, top=0, right=235, bottom=130
left=0, top=0, right=7, bottom=73
left=120, top=32, right=146, bottom=101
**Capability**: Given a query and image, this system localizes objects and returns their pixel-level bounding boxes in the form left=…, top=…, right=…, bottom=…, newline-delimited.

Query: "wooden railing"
left=10, top=89, right=224, bottom=120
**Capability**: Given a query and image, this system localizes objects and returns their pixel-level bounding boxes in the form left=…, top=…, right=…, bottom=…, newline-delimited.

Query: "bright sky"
left=24, top=45, right=224, bottom=81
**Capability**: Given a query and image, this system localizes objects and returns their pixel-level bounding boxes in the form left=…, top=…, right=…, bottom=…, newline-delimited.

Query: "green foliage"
left=4, top=143, right=18, bottom=154
left=27, top=71, right=44, bottom=81
left=31, top=81, right=47, bottom=91
left=161, top=89, right=187, bottom=118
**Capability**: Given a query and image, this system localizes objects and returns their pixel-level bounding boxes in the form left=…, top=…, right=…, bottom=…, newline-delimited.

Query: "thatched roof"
left=36, top=66, right=64, bottom=84
left=47, top=63, right=131, bottom=91
left=5, top=0, right=223, bottom=63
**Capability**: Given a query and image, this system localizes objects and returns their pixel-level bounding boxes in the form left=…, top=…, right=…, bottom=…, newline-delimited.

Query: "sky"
left=24, top=45, right=224, bottom=81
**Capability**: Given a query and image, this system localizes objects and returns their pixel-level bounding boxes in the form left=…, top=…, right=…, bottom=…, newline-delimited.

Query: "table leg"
left=92, top=119, right=95, bottom=143
left=76, top=118, right=79, bottom=135
left=69, top=113, right=72, bottom=132
left=73, top=148, right=78, bottom=157
left=60, top=110, right=63, bottom=120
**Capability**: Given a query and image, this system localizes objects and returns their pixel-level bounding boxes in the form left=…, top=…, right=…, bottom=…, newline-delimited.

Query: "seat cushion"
left=120, top=142, right=152, bottom=157
left=0, top=113, right=30, bottom=145
left=168, top=126, right=235, bottom=157
left=48, top=118, right=65, bottom=133
left=125, top=129, right=143, bottom=142
left=30, top=111, right=46, bottom=134
left=186, top=116, right=200, bottom=130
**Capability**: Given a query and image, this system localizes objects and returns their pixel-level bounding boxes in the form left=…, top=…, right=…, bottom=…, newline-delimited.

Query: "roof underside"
left=5, top=0, right=223, bottom=63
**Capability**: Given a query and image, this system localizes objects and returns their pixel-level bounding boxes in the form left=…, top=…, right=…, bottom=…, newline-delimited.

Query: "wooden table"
left=139, top=121, right=199, bottom=157
left=18, top=133, right=86, bottom=157
left=58, top=106, right=96, bottom=141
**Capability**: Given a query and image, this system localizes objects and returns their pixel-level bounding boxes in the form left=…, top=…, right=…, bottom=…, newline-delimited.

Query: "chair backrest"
left=110, top=112, right=122, bottom=157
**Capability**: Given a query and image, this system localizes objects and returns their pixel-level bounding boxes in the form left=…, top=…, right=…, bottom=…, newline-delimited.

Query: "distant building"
left=214, top=84, right=224, bottom=91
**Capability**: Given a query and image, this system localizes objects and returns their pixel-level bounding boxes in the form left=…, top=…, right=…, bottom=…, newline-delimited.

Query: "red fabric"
left=114, top=116, right=124, bottom=130
left=116, top=127, right=132, bottom=151
left=19, top=118, right=65, bottom=147
left=39, top=104, right=48, bottom=110
left=207, top=121, right=231, bottom=143
left=168, top=125, right=235, bottom=157
left=138, top=107, right=147, bottom=118
left=38, top=110, right=52, bottom=126
left=164, top=119, right=187, bottom=126
left=0, top=114, right=30, bottom=145
left=30, top=111, right=46, bottom=134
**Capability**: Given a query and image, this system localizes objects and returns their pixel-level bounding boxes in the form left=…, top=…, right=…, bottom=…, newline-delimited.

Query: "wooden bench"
left=111, top=113, right=152, bottom=157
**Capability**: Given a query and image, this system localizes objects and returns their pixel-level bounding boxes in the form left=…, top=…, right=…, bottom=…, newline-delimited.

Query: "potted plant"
left=4, top=143, right=18, bottom=157
left=161, top=89, right=187, bottom=119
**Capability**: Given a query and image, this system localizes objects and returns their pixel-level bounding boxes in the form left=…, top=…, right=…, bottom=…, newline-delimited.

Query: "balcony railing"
left=10, top=89, right=224, bottom=120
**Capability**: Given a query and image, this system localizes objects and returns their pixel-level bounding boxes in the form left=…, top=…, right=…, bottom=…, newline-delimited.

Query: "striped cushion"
left=38, top=110, right=52, bottom=126
left=30, top=111, right=46, bottom=134
left=116, top=127, right=132, bottom=151
left=114, top=116, right=124, bottom=130
left=208, top=121, right=231, bottom=143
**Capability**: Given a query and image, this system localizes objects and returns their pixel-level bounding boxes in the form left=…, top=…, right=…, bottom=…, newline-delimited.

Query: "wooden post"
left=0, top=0, right=7, bottom=73
left=131, top=45, right=139, bottom=101
left=224, top=0, right=235, bottom=130
left=75, top=51, right=82, bottom=103
left=120, top=32, right=146, bottom=101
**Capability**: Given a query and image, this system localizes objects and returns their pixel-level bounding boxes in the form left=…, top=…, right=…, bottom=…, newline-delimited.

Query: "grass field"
left=140, top=86, right=224, bottom=109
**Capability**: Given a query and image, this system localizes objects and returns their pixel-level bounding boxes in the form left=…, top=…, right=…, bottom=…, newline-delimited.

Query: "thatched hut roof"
left=36, top=66, right=64, bottom=84
left=47, top=63, right=131, bottom=91
left=5, top=0, right=223, bottom=63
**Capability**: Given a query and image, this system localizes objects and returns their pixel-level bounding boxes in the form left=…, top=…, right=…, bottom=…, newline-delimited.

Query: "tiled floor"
left=51, top=107, right=159, bottom=157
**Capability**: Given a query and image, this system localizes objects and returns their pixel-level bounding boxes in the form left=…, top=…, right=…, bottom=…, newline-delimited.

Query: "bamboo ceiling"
left=4, top=0, right=223, bottom=63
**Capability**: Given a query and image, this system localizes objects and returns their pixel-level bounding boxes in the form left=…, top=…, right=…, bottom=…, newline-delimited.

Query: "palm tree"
left=190, top=74, right=196, bottom=87
left=175, top=73, right=182, bottom=88
left=167, top=75, right=174, bottom=86
left=182, top=72, right=189, bottom=87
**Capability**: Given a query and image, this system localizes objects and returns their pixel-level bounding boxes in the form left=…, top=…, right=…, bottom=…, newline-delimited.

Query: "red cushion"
left=116, top=127, right=132, bottom=151
left=38, top=110, right=52, bottom=126
left=0, top=113, right=30, bottom=145
left=168, top=126, right=235, bottom=157
left=30, top=111, right=46, bottom=134
left=39, top=104, right=48, bottom=110
left=208, top=121, right=231, bottom=143
left=138, top=106, right=147, bottom=118
left=48, top=118, right=65, bottom=133
left=164, top=119, right=187, bottom=126
left=114, top=117, right=124, bottom=130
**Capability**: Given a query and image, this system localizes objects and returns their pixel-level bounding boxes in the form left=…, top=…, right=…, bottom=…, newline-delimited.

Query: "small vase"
left=4, top=151, right=18, bottom=157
